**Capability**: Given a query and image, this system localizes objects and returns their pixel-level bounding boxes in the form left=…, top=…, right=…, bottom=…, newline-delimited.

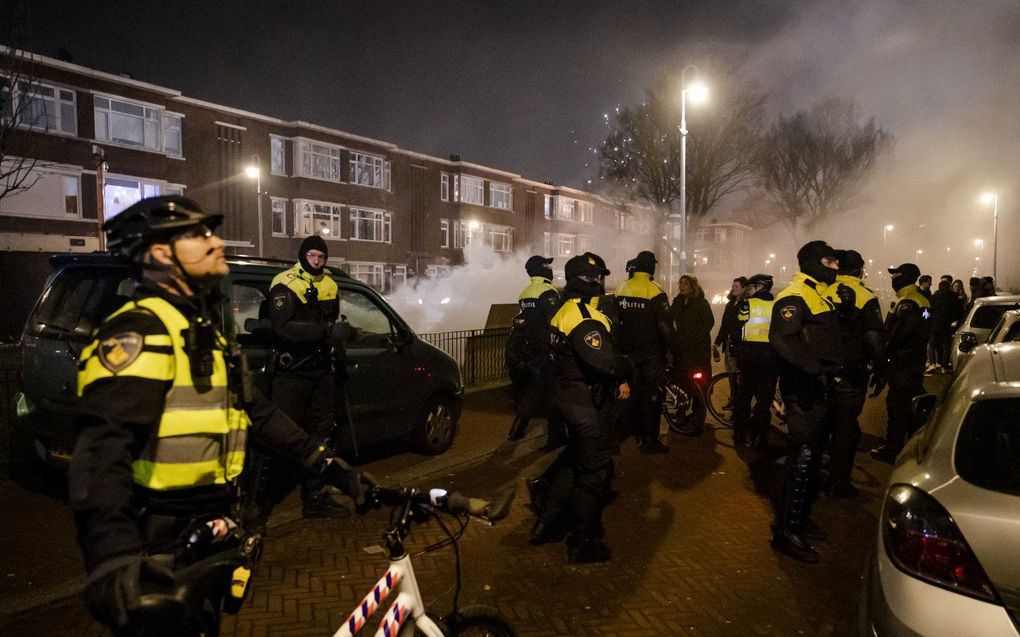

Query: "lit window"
left=348, top=262, right=386, bottom=290
left=440, top=219, right=450, bottom=248
left=488, top=225, right=513, bottom=252
left=576, top=236, right=593, bottom=254
left=271, top=197, right=287, bottom=236
left=544, top=232, right=551, bottom=257
left=349, top=207, right=392, bottom=243
left=293, top=199, right=343, bottom=238
left=350, top=152, right=391, bottom=189
left=557, top=234, right=575, bottom=257
left=94, top=95, right=163, bottom=151
left=544, top=194, right=552, bottom=220
left=3, top=80, right=77, bottom=136
left=270, top=136, right=286, bottom=175
left=102, top=175, right=176, bottom=219
left=295, top=139, right=341, bottom=182
left=163, top=113, right=183, bottom=157
left=489, top=182, right=512, bottom=210
left=460, top=175, right=484, bottom=205
left=63, top=176, right=79, bottom=216
left=441, top=173, right=449, bottom=201
left=0, top=167, right=82, bottom=220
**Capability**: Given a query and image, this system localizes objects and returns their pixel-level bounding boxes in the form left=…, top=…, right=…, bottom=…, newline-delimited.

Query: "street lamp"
left=672, top=64, right=708, bottom=293
left=981, top=193, right=999, bottom=281
left=244, top=155, right=263, bottom=257
left=883, top=224, right=894, bottom=249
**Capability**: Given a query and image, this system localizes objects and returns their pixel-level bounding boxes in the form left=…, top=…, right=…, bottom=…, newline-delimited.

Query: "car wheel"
left=413, top=395, right=458, bottom=455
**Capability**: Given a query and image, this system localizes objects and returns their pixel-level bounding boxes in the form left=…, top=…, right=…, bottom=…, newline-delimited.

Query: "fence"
left=419, top=327, right=510, bottom=387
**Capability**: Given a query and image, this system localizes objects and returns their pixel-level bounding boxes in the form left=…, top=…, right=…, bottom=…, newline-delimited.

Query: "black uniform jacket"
left=507, top=277, right=562, bottom=367
left=769, top=273, right=844, bottom=392
left=884, top=284, right=932, bottom=368
left=70, top=287, right=324, bottom=573
left=551, top=297, right=632, bottom=404
left=824, top=275, right=885, bottom=373
left=269, top=265, right=340, bottom=358
left=614, top=272, right=682, bottom=362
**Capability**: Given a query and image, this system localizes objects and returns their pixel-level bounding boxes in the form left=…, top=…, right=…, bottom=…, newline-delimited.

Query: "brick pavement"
left=1, top=383, right=907, bottom=636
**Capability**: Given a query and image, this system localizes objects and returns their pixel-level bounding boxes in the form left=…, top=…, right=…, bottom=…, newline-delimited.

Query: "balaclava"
left=797, top=240, right=838, bottom=285
left=299, top=234, right=329, bottom=275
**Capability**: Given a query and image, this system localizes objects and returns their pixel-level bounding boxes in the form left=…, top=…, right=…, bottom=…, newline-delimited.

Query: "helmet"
left=105, top=196, right=223, bottom=260
left=748, top=273, right=774, bottom=291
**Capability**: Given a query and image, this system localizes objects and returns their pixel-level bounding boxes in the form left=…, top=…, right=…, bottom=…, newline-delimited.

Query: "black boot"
left=507, top=417, right=529, bottom=441
left=773, top=444, right=819, bottom=563
left=302, top=490, right=352, bottom=519
left=770, top=530, right=819, bottom=563
left=527, top=477, right=548, bottom=515
left=639, top=438, right=669, bottom=454
left=529, top=519, right=565, bottom=545
left=567, top=536, right=612, bottom=563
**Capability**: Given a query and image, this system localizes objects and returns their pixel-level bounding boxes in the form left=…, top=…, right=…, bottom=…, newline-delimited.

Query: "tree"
left=757, top=98, right=891, bottom=237
left=596, top=68, right=767, bottom=230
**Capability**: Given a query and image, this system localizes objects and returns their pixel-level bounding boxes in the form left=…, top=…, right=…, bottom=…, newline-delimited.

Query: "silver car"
left=861, top=343, right=1020, bottom=636
left=950, top=295, right=1020, bottom=368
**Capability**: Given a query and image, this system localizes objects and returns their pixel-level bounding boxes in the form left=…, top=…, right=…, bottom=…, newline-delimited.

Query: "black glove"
left=330, top=319, right=353, bottom=347
left=321, top=457, right=378, bottom=511
left=835, top=284, right=857, bottom=318
left=83, top=555, right=176, bottom=630
left=868, top=373, right=887, bottom=398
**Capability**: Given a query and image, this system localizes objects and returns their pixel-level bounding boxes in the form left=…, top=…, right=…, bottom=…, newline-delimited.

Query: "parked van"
left=15, top=254, right=463, bottom=469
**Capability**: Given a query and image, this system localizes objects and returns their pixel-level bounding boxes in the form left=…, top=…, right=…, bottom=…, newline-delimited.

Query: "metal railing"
left=419, top=328, right=510, bottom=387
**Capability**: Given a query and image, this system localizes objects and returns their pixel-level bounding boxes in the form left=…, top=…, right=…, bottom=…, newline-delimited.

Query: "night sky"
left=13, top=1, right=1020, bottom=281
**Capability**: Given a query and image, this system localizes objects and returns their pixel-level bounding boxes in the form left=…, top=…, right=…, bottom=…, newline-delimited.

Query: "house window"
left=695, top=228, right=708, bottom=242
left=544, top=195, right=552, bottom=220
left=578, top=201, right=593, bottom=223
left=453, top=174, right=460, bottom=202
left=440, top=219, right=450, bottom=248
left=385, top=265, right=407, bottom=293
left=270, top=136, right=286, bottom=175
left=295, top=139, right=341, bottom=182
left=714, top=227, right=727, bottom=243
left=460, top=175, right=484, bottom=205
left=94, top=95, right=163, bottom=151
left=441, top=173, right=449, bottom=201
left=294, top=199, right=343, bottom=238
left=557, top=234, right=575, bottom=257
left=348, top=262, right=386, bottom=289
left=425, top=265, right=451, bottom=279
left=270, top=197, right=287, bottom=236
left=489, top=182, right=512, bottom=210
left=102, top=175, right=178, bottom=219
left=576, top=236, right=593, bottom=254
left=350, top=152, right=391, bottom=190
left=488, top=225, right=513, bottom=252
left=163, top=113, right=183, bottom=157
left=544, top=231, right=551, bottom=257
left=349, top=207, right=392, bottom=243
left=0, top=166, right=81, bottom=219
left=2, top=80, right=77, bottom=135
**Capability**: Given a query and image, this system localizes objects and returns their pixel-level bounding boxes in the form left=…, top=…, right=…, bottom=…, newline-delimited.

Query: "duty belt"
left=275, top=350, right=328, bottom=372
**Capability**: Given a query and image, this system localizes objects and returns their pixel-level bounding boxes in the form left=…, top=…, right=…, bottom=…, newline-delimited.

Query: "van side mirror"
left=959, top=331, right=978, bottom=353
left=912, top=393, right=938, bottom=420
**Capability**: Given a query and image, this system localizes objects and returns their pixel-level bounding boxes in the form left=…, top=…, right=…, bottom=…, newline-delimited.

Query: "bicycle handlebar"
left=369, top=484, right=516, bottom=523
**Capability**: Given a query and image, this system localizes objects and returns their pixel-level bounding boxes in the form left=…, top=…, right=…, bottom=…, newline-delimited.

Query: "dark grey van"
left=15, top=254, right=463, bottom=468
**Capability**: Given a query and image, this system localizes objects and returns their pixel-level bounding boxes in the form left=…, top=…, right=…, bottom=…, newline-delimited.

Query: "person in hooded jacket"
left=768, top=240, right=844, bottom=563
left=869, top=263, right=932, bottom=464
left=243, top=235, right=349, bottom=534
left=506, top=256, right=566, bottom=445
left=614, top=251, right=682, bottom=454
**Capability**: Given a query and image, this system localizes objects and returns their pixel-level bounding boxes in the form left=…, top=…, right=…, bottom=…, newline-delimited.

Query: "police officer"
left=769, top=241, right=844, bottom=563
left=582, top=251, right=618, bottom=324
left=869, top=263, right=931, bottom=464
left=506, top=255, right=565, bottom=445
left=529, top=253, right=632, bottom=563
left=614, top=251, right=682, bottom=454
left=822, top=250, right=885, bottom=496
left=243, top=235, right=349, bottom=534
left=70, top=196, right=374, bottom=634
left=732, top=273, right=777, bottom=449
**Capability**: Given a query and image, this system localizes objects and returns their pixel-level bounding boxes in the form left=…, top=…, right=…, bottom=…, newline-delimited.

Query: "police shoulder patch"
left=583, top=330, right=602, bottom=350
left=98, top=332, right=143, bottom=372
left=780, top=304, right=797, bottom=320
left=273, top=292, right=288, bottom=310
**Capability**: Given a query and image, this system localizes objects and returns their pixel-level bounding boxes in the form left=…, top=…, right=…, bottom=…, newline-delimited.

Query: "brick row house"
left=0, top=48, right=654, bottom=337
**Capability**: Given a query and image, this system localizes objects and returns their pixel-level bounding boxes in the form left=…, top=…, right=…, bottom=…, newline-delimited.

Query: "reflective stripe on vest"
left=742, top=298, right=774, bottom=342
left=79, top=296, right=249, bottom=490
left=271, top=263, right=338, bottom=304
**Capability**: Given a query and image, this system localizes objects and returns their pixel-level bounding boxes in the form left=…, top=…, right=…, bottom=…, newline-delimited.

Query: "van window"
left=955, top=398, right=1020, bottom=496
left=228, top=281, right=268, bottom=337
left=1006, top=323, right=1020, bottom=343
left=971, top=304, right=1020, bottom=329
left=27, top=266, right=136, bottom=342
left=339, top=288, right=395, bottom=349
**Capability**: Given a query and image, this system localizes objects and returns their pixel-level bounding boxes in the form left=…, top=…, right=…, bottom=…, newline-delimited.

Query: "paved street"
left=0, top=378, right=937, bottom=636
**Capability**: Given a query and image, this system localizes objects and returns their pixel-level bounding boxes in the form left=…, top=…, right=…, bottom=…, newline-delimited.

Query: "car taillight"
left=883, top=484, right=998, bottom=603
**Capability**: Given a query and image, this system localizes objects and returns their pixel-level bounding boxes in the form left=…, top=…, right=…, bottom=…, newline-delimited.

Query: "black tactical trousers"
left=243, top=369, right=336, bottom=528
left=511, top=362, right=566, bottom=442
left=732, top=347, right=778, bottom=441
left=885, top=364, right=926, bottom=452
left=623, top=354, right=666, bottom=443
left=539, top=392, right=615, bottom=541
left=776, top=388, right=830, bottom=534
left=827, top=375, right=867, bottom=487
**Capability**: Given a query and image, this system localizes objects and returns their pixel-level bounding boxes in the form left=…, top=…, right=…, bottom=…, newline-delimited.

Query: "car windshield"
left=955, top=398, right=1020, bottom=496
left=971, top=304, right=1020, bottom=330
left=27, top=266, right=137, bottom=342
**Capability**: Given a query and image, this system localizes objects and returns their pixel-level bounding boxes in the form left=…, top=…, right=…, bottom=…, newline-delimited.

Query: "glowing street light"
left=244, top=156, right=264, bottom=257
left=670, top=63, right=708, bottom=294
left=883, top=224, right=894, bottom=249
left=980, top=192, right=999, bottom=281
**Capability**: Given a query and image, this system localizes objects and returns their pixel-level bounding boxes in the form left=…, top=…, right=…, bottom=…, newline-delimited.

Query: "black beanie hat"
left=631, top=250, right=657, bottom=275
left=299, top=234, right=329, bottom=274
left=525, top=255, right=554, bottom=279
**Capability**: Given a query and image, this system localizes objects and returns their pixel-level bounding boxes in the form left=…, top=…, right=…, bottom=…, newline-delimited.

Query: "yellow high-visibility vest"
left=741, top=297, right=775, bottom=343
left=78, top=296, right=249, bottom=490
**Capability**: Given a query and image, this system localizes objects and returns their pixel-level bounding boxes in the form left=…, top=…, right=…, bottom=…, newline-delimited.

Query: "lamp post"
left=671, top=64, right=708, bottom=294
left=981, top=193, right=999, bottom=282
left=244, top=156, right=263, bottom=257
left=883, top=223, right=894, bottom=249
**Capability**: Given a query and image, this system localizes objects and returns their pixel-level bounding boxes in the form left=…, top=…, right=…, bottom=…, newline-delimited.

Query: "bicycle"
left=662, top=369, right=708, bottom=436
left=704, top=370, right=785, bottom=429
left=335, top=485, right=517, bottom=637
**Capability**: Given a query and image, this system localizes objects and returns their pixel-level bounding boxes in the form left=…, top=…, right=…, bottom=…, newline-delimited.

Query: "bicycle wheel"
left=662, top=379, right=706, bottom=436
left=705, top=372, right=736, bottom=428
left=447, top=605, right=516, bottom=637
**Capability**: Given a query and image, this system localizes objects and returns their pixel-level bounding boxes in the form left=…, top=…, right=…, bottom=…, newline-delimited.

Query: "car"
left=949, top=295, right=1020, bottom=369
left=984, top=309, right=1020, bottom=346
left=14, top=253, right=464, bottom=470
left=860, top=343, right=1020, bottom=636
